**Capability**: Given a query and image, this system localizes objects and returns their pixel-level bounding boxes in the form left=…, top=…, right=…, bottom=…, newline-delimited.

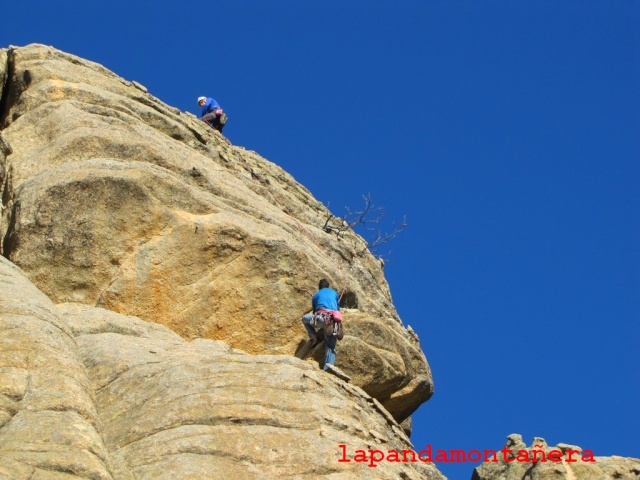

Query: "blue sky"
left=3, top=2, right=639, bottom=478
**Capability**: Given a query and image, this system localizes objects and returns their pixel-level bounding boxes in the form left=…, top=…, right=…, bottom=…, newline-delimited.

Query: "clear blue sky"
left=3, top=2, right=638, bottom=478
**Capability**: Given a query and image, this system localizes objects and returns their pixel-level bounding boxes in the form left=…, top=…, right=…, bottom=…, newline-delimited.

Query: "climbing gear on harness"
left=314, top=309, right=344, bottom=340
left=312, top=310, right=329, bottom=325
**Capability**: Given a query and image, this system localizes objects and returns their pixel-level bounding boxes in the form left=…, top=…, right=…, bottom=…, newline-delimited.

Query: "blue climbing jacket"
left=201, top=97, right=221, bottom=117
left=312, top=288, right=340, bottom=312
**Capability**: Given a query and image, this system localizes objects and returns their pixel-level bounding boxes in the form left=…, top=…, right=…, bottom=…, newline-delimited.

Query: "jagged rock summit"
left=0, top=44, right=441, bottom=479
left=472, top=434, right=640, bottom=480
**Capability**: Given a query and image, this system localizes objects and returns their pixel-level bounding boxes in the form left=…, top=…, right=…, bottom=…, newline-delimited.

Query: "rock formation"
left=0, top=44, right=442, bottom=478
left=2, top=43, right=638, bottom=480
left=472, top=434, right=640, bottom=480
left=0, top=256, right=446, bottom=479
left=0, top=43, right=432, bottom=423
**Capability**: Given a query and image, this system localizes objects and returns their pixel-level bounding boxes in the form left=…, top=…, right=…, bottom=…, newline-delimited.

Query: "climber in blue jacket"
left=301, top=279, right=342, bottom=370
left=197, top=96, right=227, bottom=132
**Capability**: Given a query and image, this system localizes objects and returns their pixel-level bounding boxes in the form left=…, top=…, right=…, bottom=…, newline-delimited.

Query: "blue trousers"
left=301, top=313, right=337, bottom=370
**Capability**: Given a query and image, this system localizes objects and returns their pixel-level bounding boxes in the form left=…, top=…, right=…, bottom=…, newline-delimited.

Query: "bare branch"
left=364, top=215, right=407, bottom=253
left=343, top=194, right=384, bottom=230
left=321, top=194, right=407, bottom=258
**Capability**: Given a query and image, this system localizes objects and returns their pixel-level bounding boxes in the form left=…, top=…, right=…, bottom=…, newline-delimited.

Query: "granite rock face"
left=472, top=434, right=640, bottom=480
left=0, top=256, right=446, bottom=479
left=0, top=44, right=433, bottom=421
left=0, top=257, right=113, bottom=479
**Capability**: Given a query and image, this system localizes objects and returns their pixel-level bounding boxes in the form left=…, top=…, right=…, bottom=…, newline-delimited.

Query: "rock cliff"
left=0, top=44, right=432, bottom=422
left=0, top=44, right=441, bottom=479
left=1, top=44, right=637, bottom=480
